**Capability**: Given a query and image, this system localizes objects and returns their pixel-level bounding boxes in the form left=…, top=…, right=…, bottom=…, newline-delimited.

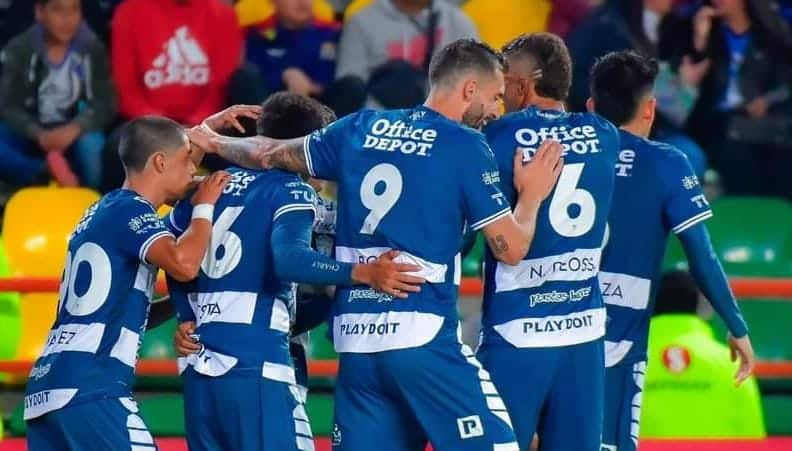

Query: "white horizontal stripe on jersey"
left=671, top=210, right=713, bottom=234
left=110, top=327, right=140, bottom=368
left=471, top=207, right=512, bottom=231
left=333, top=311, right=444, bottom=353
left=605, top=339, right=635, bottom=368
left=41, top=322, right=105, bottom=357
left=599, top=272, right=651, bottom=310
left=303, top=136, right=316, bottom=177
left=133, top=263, right=156, bottom=300
left=273, top=203, right=316, bottom=222
left=262, top=361, right=296, bottom=384
left=493, top=307, right=606, bottom=348
left=270, top=298, right=291, bottom=333
left=495, top=248, right=602, bottom=293
left=336, top=246, right=448, bottom=283
left=24, top=388, right=78, bottom=420
left=191, top=291, right=257, bottom=327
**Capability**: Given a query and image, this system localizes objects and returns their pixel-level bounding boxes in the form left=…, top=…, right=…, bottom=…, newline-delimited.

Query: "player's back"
left=24, top=190, right=167, bottom=420
left=304, top=106, right=511, bottom=353
left=600, top=130, right=712, bottom=367
left=482, top=107, right=619, bottom=348
left=171, top=167, right=315, bottom=375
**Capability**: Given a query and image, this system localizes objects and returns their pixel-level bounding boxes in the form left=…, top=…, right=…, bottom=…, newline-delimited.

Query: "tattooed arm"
left=188, top=126, right=311, bottom=176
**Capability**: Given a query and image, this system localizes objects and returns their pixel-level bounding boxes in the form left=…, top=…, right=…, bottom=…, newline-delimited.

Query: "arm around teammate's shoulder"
left=483, top=140, right=564, bottom=265
left=146, top=172, right=232, bottom=282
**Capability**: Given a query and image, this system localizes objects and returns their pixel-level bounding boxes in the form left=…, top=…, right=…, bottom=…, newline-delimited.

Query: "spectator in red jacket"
left=111, top=0, right=242, bottom=126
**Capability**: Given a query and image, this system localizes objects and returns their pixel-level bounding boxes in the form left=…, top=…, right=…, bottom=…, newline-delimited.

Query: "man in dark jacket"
left=0, top=0, right=116, bottom=189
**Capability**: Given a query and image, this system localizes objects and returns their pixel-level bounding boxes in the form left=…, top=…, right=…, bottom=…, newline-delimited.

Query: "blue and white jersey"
left=24, top=190, right=171, bottom=419
left=303, top=106, right=510, bottom=353
left=482, top=107, right=619, bottom=348
left=168, top=167, right=316, bottom=384
left=600, top=130, right=712, bottom=367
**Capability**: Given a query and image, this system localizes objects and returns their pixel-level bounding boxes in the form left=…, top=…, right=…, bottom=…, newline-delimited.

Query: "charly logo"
left=332, top=424, right=342, bottom=446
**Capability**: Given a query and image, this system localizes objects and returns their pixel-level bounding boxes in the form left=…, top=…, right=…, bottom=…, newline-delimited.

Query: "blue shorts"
left=183, top=367, right=313, bottom=451
left=601, top=360, right=646, bottom=451
left=477, top=338, right=604, bottom=451
left=26, top=397, right=156, bottom=451
left=332, top=341, right=517, bottom=451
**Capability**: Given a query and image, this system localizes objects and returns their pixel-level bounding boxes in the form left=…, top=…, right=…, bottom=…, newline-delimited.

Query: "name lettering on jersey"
left=522, top=313, right=595, bottom=334
left=25, top=391, right=51, bottom=409
left=691, top=194, right=709, bottom=209
left=482, top=171, right=500, bottom=185
left=363, top=119, right=437, bottom=157
left=601, top=281, right=624, bottom=299
left=616, top=149, right=635, bottom=177
left=290, top=188, right=316, bottom=204
left=224, top=171, right=258, bottom=196
left=529, top=287, right=591, bottom=307
left=348, top=288, right=393, bottom=303
left=312, top=261, right=341, bottom=271
left=70, top=203, right=99, bottom=239
left=515, top=126, right=601, bottom=158
left=198, top=303, right=222, bottom=318
left=339, top=321, right=401, bottom=336
left=47, top=329, right=77, bottom=346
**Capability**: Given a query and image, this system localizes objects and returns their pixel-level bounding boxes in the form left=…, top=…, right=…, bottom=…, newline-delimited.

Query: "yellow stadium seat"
left=14, top=293, right=57, bottom=363
left=236, top=0, right=336, bottom=27
left=2, top=187, right=99, bottom=277
left=343, top=0, right=373, bottom=20
left=463, top=0, right=551, bottom=49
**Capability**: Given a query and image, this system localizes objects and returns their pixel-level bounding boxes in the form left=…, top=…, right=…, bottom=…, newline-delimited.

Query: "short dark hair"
left=257, top=92, right=336, bottom=139
left=502, top=32, right=572, bottom=101
left=590, top=51, right=659, bottom=126
left=428, top=39, right=505, bottom=88
left=653, top=271, right=700, bottom=316
left=118, top=116, right=186, bottom=173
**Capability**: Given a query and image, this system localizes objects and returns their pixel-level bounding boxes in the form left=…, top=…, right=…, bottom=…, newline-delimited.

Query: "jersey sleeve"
left=271, top=176, right=318, bottom=223
left=662, top=150, right=713, bottom=234
left=461, top=135, right=512, bottom=231
left=302, top=112, right=359, bottom=180
left=165, top=199, right=193, bottom=237
left=119, top=198, right=175, bottom=263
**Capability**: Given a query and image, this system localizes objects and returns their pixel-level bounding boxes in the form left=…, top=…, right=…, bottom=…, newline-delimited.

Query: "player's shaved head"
left=257, top=92, right=337, bottom=139
left=590, top=51, right=659, bottom=126
left=502, top=32, right=572, bottom=102
left=428, top=39, right=505, bottom=90
left=118, top=116, right=188, bottom=173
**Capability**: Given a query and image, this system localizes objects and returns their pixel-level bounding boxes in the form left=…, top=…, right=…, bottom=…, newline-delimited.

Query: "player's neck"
left=424, top=93, right=464, bottom=123
left=620, top=122, right=650, bottom=139
left=528, top=98, right=565, bottom=112
left=123, top=175, right=166, bottom=209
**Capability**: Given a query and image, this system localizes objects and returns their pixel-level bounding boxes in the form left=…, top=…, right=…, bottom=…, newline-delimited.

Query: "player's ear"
left=151, top=151, right=167, bottom=174
left=644, top=96, right=657, bottom=122
left=462, top=79, right=478, bottom=103
left=585, top=97, right=595, bottom=113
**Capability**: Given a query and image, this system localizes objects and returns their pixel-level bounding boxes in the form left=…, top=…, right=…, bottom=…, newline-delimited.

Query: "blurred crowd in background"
left=1, top=0, right=792, bottom=209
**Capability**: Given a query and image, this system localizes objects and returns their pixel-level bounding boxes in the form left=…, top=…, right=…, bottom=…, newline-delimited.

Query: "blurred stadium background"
left=1, top=0, right=792, bottom=449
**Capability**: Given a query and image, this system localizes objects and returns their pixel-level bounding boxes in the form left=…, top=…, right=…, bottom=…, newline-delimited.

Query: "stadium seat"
left=664, top=197, right=792, bottom=276
left=138, top=394, right=185, bottom=436
left=13, top=293, right=57, bottom=366
left=463, top=0, right=551, bottom=49
left=236, top=0, right=336, bottom=27
left=309, top=323, right=337, bottom=360
left=762, top=395, right=792, bottom=435
left=462, top=233, right=485, bottom=277
left=710, top=300, right=792, bottom=363
left=136, top=317, right=181, bottom=391
left=0, top=238, right=21, bottom=364
left=2, top=187, right=99, bottom=277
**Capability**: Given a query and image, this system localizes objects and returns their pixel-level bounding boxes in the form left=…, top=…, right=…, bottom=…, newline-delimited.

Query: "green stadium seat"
left=136, top=317, right=181, bottom=390
left=462, top=233, right=485, bottom=277
left=306, top=393, right=335, bottom=436
left=762, top=395, right=792, bottom=435
left=138, top=393, right=185, bottom=436
left=308, top=323, right=337, bottom=360
left=710, top=300, right=792, bottom=362
left=664, top=197, right=792, bottom=276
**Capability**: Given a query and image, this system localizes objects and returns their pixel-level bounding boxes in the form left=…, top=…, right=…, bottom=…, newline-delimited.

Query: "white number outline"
left=548, top=163, right=596, bottom=238
left=359, top=163, right=403, bottom=235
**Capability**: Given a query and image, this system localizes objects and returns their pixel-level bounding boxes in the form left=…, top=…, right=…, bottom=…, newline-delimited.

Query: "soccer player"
left=165, top=96, right=427, bottom=450
left=24, top=116, right=231, bottom=451
left=478, top=32, right=619, bottom=451
left=190, top=39, right=565, bottom=451
left=588, top=50, right=755, bottom=451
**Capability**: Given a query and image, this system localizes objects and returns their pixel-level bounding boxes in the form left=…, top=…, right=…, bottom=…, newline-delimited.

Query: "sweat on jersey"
left=482, top=107, right=619, bottom=348
left=600, top=130, right=716, bottom=367
left=24, top=190, right=172, bottom=420
left=167, top=168, right=316, bottom=385
left=303, top=105, right=510, bottom=353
